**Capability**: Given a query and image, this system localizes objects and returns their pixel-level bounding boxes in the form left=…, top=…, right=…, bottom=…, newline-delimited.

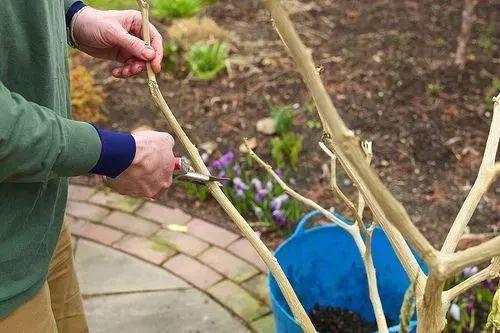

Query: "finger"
left=114, top=27, right=156, bottom=61
left=149, top=23, right=163, bottom=73
left=131, top=61, right=145, bottom=75
left=112, top=67, right=123, bottom=78
left=152, top=187, right=167, bottom=200
left=121, top=64, right=133, bottom=77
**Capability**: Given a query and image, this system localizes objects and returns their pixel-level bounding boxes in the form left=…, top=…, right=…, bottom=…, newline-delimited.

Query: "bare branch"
left=442, top=94, right=500, bottom=253
left=443, top=235, right=500, bottom=276
left=444, top=257, right=500, bottom=303
left=358, top=141, right=373, bottom=221
left=318, top=142, right=368, bottom=236
left=262, top=0, right=435, bottom=274
left=136, top=2, right=315, bottom=331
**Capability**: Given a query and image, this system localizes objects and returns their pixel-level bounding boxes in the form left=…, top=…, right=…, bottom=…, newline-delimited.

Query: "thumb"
left=114, top=28, right=155, bottom=61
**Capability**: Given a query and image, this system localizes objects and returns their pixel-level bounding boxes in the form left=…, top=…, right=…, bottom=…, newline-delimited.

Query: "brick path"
left=67, top=184, right=275, bottom=333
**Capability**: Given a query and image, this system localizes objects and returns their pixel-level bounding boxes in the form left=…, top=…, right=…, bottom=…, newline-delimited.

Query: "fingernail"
left=142, top=46, right=155, bottom=59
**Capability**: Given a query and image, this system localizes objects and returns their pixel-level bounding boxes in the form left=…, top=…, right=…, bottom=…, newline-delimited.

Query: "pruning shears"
left=174, top=157, right=229, bottom=185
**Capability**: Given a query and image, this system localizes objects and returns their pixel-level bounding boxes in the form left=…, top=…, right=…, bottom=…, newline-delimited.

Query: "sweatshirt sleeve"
left=0, top=81, right=102, bottom=183
left=64, top=0, right=82, bottom=13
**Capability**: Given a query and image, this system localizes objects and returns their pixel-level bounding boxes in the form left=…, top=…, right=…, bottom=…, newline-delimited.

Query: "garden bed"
left=71, top=0, right=499, bottom=249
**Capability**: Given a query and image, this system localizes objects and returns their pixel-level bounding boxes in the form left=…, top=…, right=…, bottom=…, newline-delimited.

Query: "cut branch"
left=442, top=94, right=500, bottom=253
left=135, top=1, right=316, bottom=331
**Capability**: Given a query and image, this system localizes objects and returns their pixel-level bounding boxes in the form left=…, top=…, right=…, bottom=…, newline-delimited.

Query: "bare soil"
left=72, top=0, right=500, bottom=248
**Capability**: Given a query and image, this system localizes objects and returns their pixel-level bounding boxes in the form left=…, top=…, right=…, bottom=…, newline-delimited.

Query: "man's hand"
left=72, top=7, right=163, bottom=78
left=106, top=131, right=175, bottom=199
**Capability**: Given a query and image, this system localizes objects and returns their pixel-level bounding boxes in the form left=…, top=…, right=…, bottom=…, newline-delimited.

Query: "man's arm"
left=0, top=81, right=101, bottom=183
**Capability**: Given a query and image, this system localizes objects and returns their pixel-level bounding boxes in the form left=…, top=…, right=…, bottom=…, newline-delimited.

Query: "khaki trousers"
left=0, top=223, right=88, bottom=333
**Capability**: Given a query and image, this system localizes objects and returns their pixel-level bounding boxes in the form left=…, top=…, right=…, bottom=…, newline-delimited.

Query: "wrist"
left=71, top=6, right=97, bottom=48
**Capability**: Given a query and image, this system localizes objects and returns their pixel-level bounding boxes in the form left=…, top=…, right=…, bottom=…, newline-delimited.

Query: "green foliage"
left=153, top=0, right=200, bottom=19
left=435, top=37, right=447, bottom=46
left=85, top=0, right=136, bottom=10
left=443, top=268, right=496, bottom=332
left=183, top=182, right=209, bottom=201
left=306, top=120, right=322, bottom=129
left=484, top=78, right=500, bottom=107
left=163, top=42, right=182, bottom=71
left=485, top=286, right=500, bottom=332
left=268, top=102, right=297, bottom=135
left=426, top=82, right=442, bottom=97
left=271, top=132, right=304, bottom=170
left=478, top=21, right=497, bottom=56
left=185, top=41, right=228, bottom=80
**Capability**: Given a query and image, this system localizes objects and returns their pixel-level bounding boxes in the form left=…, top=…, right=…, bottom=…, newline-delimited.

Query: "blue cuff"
left=66, top=1, right=86, bottom=28
left=89, top=126, right=136, bottom=178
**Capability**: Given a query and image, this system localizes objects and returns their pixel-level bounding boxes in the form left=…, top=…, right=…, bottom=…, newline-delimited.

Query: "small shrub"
left=426, top=82, right=442, bottom=97
left=271, top=133, right=304, bottom=170
left=163, top=42, right=182, bottom=71
left=268, top=102, right=297, bottom=135
left=70, top=65, right=107, bottom=123
left=185, top=41, right=228, bottom=80
left=153, top=0, right=200, bottom=19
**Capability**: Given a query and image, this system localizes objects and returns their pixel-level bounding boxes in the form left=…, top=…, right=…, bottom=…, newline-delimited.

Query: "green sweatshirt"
left=0, top=0, right=102, bottom=317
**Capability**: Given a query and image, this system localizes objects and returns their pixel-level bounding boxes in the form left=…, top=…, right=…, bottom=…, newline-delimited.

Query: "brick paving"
left=67, top=184, right=275, bottom=333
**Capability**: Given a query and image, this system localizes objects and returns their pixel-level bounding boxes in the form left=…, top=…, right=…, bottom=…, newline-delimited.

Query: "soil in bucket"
left=309, top=304, right=379, bottom=333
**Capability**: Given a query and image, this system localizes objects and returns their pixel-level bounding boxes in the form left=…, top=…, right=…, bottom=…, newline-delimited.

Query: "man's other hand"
left=73, top=8, right=163, bottom=78
left=106, top=131, right=175, bottom=199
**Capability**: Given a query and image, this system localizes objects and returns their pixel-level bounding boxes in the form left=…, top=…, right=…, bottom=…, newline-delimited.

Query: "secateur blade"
left=173, top=157, right=229, bottom=185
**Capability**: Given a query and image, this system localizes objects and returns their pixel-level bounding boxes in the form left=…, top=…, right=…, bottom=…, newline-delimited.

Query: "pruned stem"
left=441, top=94, right=500, bottom=253
left=319, top=142, right=368, bottom=236
left=444, top=257, right=500, bottom=303
left=248, top=142, right=388, bottom=332
left=136, top=1, right=316, bottom=332
left=248, top=141, right=352, bottom=232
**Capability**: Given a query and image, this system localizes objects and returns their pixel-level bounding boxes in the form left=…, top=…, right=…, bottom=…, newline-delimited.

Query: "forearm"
left=0, top=81, right=101, bottom=183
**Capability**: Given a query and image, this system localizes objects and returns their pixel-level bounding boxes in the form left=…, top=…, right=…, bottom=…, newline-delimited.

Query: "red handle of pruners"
left=174, top=157, right=182, bottom=170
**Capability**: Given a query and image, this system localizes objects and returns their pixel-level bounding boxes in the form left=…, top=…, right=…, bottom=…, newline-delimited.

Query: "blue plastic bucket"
left=269, top=211, right=425, bottom=333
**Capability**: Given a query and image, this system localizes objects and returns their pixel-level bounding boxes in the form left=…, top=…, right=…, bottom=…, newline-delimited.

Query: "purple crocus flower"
left=219, top=151, right=234, bottom=168
left=465, top=304, right=473, bottom=315
left=201, top=152, right=209, bottom=163
left=272, top=210, right=287, bottom=226
left=232, top=164, right=241, bottom=175
left=271, top=194, right=289, bottom=211
left=251, top=178, right=263, bottom=190
left=212, top=160, right=223, bottom=169
left=254, top=189, right=268, bottom=203
left=233, top=177, right=249, bottom=191
left=218, top=170, right=227, bottom=179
